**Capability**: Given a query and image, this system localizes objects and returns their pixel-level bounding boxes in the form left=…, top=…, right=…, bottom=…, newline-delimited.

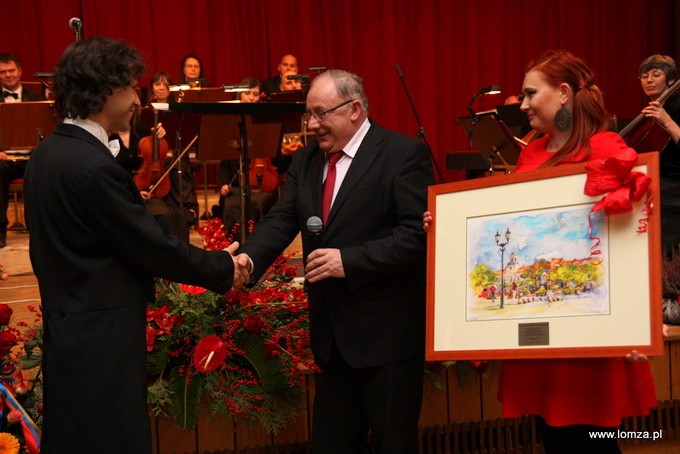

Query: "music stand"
left=171, top=101, right=305, bottom=243
left=268, top=90, right=305, bottom=103
left=175, top=87, right=234, bottom=103
left=457, top=112, right=521, bottom=171
left=0, top=101, right=56, bottom=151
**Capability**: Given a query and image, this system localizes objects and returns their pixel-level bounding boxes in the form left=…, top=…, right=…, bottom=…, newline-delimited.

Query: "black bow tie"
left=2, top=91, right=18, bottom=99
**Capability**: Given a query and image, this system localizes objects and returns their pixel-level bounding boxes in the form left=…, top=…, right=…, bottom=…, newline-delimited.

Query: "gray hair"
left=312, top=69, right=369, bottom=112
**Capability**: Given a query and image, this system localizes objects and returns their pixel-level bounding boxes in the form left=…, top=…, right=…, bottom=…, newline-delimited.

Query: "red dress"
left=498, top=132, right=657, bottom=427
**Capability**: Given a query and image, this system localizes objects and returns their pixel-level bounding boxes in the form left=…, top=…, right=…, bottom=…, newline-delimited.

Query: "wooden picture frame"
left=426, top=153, right=663, bottom=360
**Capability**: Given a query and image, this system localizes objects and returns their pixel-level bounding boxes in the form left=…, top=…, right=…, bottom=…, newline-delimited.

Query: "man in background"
left=0, top=53, right=46, bottom=247
left=261, top=53, right=298, bottom=95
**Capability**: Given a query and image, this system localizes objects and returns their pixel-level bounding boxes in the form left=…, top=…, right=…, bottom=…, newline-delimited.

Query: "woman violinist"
left=112, top=112, right=188, bottom=241
left=149, top=71, right=174, bottom=104
left=637, top=55, right=680, bottom=251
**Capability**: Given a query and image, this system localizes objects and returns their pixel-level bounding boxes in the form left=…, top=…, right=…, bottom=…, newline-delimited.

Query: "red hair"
left=527, top=50, right=610, bottom=167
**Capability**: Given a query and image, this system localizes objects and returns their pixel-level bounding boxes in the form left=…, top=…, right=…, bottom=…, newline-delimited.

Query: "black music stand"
left=197, top=112, right=282, bottom=235
left=170, top=102, right=306, bottom=243
left=457, top=112, right=521, bottom=172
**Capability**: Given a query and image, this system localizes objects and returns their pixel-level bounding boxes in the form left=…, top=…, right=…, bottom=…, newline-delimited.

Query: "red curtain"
left=2, top=0, right=676, bottom=182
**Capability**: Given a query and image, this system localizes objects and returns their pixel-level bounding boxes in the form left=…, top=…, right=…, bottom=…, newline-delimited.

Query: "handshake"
left=224, top=242, right=253, bottom=291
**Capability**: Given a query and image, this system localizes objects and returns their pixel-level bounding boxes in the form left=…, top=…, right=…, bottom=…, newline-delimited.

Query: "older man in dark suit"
left=0, top=53, right=46, bottom=246
left=24, top=37, right=248, bottom=454
left=237, top=69, right=434, bottom=453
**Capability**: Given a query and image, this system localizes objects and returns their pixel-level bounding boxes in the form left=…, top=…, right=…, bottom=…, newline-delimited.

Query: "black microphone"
left=287, top=74, right=309, bottom=81
left=306, top=216, right=323, bottom=253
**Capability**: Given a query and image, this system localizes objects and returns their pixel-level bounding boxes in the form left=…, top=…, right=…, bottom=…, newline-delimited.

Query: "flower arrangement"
left=146, top=219, right=317, bottom=433
left=0, top=303, right=43, bottom=454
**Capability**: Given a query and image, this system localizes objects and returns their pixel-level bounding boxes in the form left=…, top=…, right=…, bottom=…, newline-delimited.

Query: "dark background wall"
left=4, top=0, right=677, bottom=181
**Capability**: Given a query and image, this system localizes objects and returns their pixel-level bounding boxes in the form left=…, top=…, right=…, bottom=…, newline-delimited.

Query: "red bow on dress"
left=583, top=150, right=651, bottom=215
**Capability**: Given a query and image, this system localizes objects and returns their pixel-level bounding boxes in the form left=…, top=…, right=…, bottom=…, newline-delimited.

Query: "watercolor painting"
left=466, top=203, right=609, bottom=321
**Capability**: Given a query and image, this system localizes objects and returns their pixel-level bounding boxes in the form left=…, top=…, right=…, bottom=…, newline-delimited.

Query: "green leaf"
left=237, top=332, right=301, bottom=433
left=168, top=368, right=204, bottom=430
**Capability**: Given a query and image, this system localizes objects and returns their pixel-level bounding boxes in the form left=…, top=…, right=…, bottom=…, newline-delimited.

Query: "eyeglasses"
left=303, top=99, right=354, bottom=123
left=639, top=71, right=664, bottom=80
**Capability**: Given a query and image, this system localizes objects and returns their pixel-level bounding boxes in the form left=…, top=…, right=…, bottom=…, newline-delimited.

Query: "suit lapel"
left=326, top=123, right=383, bottom=225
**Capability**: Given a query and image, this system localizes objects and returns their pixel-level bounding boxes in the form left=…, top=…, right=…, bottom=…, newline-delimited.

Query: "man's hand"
left=305, top=248, right=344, bottom=283
left=225, top=242, right=250, bottom=290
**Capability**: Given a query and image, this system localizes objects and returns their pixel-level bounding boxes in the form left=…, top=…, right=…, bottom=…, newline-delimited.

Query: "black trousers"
left=311, top=343, right=424, bottom=454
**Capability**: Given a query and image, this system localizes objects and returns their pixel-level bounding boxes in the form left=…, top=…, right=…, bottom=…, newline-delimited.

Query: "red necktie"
left=322, top=151, right=343, bottom=223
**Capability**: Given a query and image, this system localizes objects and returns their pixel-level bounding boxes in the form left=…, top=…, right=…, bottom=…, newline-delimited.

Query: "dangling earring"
left=554, top=106, right=572, bottom=132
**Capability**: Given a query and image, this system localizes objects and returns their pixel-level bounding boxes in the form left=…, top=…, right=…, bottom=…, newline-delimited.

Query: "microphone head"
left=69, top=17, right=82, bottom=30
left=306, top=216, right=323, bottom=234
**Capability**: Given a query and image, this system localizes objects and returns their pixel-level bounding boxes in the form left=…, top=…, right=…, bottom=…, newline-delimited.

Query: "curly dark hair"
left=53, top=36, right=146, bottom=119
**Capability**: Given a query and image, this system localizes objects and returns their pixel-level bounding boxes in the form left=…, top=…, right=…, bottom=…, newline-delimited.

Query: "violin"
left=133, top=108, right=171, bottom=198
left=248, top=158, right=279, bottom=193
left=620, top=79, right=680, bottom=153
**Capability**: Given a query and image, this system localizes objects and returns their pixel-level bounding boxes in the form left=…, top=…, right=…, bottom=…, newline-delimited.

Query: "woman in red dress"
left=425, top=50, right=658, bottom=453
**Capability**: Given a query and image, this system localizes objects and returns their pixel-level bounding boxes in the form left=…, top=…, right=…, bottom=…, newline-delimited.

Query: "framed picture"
left=426, top=153, right=663, bottom=360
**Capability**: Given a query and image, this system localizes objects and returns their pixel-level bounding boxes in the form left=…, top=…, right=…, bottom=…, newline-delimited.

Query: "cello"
left=248, top=158, right=279, bottom=192
left=620, top=78, right=680, bottom=153
left=134, top=107, right=171, bottom=198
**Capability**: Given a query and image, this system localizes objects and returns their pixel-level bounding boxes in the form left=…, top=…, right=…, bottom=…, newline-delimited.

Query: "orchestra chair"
left=8, top=178, right=27, bottom=232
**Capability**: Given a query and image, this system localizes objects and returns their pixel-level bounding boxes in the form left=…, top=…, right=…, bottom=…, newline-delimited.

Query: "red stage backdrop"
left=4, top=0, right=678, bottom=182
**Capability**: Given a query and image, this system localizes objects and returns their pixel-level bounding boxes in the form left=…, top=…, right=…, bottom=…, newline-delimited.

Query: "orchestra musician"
left=637, top=54, right=680, bottom=251
left=0, top=52, right=47, bottom=248
left=179, top=54, right=207, bottom=88
left=144, top=70, right=199, bottom=233
left=261, top=53, right=298, bottom=96
left=148, top=71, right=174, bottom=104
left=111, top=113, right=189, bottom=241
left=279, top=70, right=302, bottom=91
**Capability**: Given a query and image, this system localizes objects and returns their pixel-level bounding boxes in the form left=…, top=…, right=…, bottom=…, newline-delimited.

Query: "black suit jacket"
left=241, top=121, right=434, bottom=368
left=0, top=86, right=46, bottom=102
left=261, top=75, right=281, bottom=95
left=24, top=123, right=234, bottom=453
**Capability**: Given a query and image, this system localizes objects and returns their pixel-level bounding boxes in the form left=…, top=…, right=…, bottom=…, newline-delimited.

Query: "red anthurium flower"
left=193, top=335, right=228, bottom=373
left=180, top=284, right=207, bottom=295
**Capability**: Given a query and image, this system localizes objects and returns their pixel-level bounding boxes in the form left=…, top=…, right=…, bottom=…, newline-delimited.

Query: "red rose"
left=0, top=304, right=12, bottom=325
left=243, top=314, right=264, bottom=332
left=0, top=331, right=17, bottom=351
